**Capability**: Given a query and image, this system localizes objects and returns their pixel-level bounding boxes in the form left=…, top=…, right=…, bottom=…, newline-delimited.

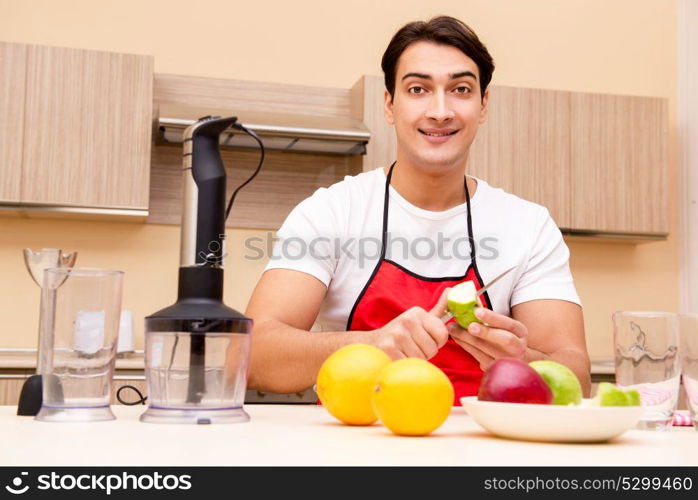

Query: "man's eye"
left=408, top=86, right=425, bottom=94
left=454, top=86, right=471, bottom=94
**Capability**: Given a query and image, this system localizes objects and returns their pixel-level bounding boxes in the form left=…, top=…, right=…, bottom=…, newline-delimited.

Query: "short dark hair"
left=381, top=16, right=495, bottom=101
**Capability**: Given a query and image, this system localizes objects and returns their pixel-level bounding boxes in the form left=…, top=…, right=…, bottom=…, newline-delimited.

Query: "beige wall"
left=0, top=0, right=678, bottom=357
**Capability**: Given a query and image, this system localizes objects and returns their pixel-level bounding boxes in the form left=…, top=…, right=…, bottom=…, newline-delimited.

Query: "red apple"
left=478, top=358, right=553, bottom=404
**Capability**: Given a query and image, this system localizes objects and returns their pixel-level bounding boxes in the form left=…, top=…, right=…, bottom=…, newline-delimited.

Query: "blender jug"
left=141, top=313, right=251, bottom=424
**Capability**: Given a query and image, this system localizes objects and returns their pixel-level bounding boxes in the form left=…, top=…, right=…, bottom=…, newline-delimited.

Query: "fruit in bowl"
left=592, top=382, right=641, bottom=407
left=529, top=360, right=583, bottom=405
left=477, top=358, right=553, bottom=404
left=466, top=360, right=644, bottom=442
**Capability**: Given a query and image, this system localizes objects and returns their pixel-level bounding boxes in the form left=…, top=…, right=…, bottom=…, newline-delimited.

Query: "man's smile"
left=418, top=128, right=460, bottom=143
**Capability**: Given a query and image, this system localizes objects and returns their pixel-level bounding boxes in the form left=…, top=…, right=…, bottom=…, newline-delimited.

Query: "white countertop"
left=1, top=405, right=696, bottom=466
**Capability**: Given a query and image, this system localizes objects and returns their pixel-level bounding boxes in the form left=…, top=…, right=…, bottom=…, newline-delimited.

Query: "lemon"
left=316, top=344, right=392, bottom=425
left=372, top=358, right=454, bottom=436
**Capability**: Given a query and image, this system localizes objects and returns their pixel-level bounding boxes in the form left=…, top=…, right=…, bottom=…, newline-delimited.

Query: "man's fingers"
left=474, top=308, right=527, bottom=339
left=428, top=287, right=451, bottom=317
left=392, top=350, right=407, bottom=360
left=422, top=312, right=450, bottom=346
left=468, top=322, right=512, bottom=346
left=452, top=336, right=492, bottom=370
left=408, top=315, right=446, bottom=359
left=412, top=331, right=441, bottom=359
left=458, top=323, right=527, bottom=359
left=399, top=321, right=432, bottom=359
left=402, top=337, right=430, bottom=359
left=456, top=328, right=506, bottom=359
left=414, top=318, right=446, bottom=359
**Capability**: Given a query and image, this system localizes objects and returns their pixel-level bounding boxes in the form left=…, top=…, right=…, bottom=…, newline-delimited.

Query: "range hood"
left=155, top=104, right=370, bottom=155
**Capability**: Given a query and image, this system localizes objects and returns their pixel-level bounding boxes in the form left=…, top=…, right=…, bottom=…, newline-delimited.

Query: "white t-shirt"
left=265, top=167, right=581, bottom=332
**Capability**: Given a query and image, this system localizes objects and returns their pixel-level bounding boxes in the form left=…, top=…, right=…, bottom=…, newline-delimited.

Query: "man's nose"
left=425, top=91, right=455, bottom=121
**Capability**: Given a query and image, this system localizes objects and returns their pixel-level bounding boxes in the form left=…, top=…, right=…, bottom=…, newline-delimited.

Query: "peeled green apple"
left=625, top=389, right=641, bottom=406
left=594, top=382, right=641, bottom=407
left=447, top=281, right=483, bottom=329
left=529, top=360, right=583, bottom=406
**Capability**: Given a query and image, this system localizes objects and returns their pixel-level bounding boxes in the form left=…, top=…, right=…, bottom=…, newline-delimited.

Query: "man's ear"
left=479, top=89, right=489, bottom=125
left=384, top=89, right=395, bottom=125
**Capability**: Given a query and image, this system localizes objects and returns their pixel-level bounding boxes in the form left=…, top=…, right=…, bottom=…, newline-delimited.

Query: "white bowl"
left=460, top=396, right=643, bottom=443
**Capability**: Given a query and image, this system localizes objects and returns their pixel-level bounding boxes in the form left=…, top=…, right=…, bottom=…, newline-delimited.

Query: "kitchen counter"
left=0, top=349, right=144, bottom=371
left=0, top=350, right=317, bottom=405
left=0, top=349, right=616, bottom=375
left=0, top=351, right=632, bottom=406
left=1, top=405, right=696, bottom=466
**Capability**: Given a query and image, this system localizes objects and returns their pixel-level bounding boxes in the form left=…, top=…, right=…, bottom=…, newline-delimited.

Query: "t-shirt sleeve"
left=510, top=208, right=581, bottom=307
left=263, top=187, right=341, bottom=287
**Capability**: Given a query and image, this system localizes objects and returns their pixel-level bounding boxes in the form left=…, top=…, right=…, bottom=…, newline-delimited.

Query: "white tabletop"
left=1, top=405, right=696, bottom=466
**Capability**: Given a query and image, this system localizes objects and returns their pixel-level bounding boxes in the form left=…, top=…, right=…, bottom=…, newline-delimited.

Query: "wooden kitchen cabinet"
left=350, top=75, right=397, bottom=173
left=0, top=42, right=154, bottom=216
left=570, top=93, right=668, bottom=235
left=0, top=42, right=27, bottom=203
left=469, top=86, right=572, bottom=228
left=20, top=44, right=154, bottom=210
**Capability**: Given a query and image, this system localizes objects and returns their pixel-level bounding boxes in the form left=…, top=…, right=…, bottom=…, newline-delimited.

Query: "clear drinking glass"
left=612, top=311, right=680, bottom=430
left=35, top=268, right=124, bottom=422
left=680, top=313, right=698, bottom=430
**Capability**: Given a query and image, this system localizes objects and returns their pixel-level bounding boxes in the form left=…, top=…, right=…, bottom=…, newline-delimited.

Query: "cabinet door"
left=350, top=74, right=396, bottom=172
left=21, top=45, right=153, bottom=209
left=570, top=93, right=668, bottom=235
left=469, top=86, right=572, bottom=227
left=0, top=42, right=27, bottom=203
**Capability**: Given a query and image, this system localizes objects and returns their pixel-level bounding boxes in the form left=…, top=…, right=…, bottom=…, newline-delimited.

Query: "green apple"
left=625, top=389, right=641, bottom=406
left=595, top=382, right=641, bottom=406
left=596, top=382, right=628, bottom=406
left=528, top=360, right=583, bottom=405
left=447, top=281, right=483, bottom=329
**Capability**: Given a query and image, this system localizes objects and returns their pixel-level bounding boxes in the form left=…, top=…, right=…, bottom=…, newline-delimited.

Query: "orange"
left=316, top=344, right=392, bottom=425
left=372, top=358, right=454, bottom=436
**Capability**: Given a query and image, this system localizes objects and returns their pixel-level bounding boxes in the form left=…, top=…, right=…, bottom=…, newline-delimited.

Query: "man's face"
left=385, top=41, right=489, bottom=172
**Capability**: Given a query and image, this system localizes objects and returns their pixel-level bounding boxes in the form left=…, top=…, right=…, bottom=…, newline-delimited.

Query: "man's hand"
left=449, top=300, right=591, bottom=396
left=448, top=307, right=529, bottom=370
left=368, top=288, right=451, bottom=360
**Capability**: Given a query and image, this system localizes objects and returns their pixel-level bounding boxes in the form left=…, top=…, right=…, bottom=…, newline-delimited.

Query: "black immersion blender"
left=140, top=116, right=254, bottom=424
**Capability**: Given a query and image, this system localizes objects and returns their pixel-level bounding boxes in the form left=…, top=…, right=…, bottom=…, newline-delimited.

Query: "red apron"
left=346, top=164, right=492, bottom=405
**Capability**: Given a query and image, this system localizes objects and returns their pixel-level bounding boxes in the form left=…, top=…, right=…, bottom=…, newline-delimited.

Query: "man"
left=246, top=16, right=590, bottom=402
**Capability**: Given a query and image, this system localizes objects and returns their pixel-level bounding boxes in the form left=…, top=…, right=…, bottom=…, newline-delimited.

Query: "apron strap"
left=381, top=163, right=395, bottom=260
left=464, top=176, right=476, bottom=261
